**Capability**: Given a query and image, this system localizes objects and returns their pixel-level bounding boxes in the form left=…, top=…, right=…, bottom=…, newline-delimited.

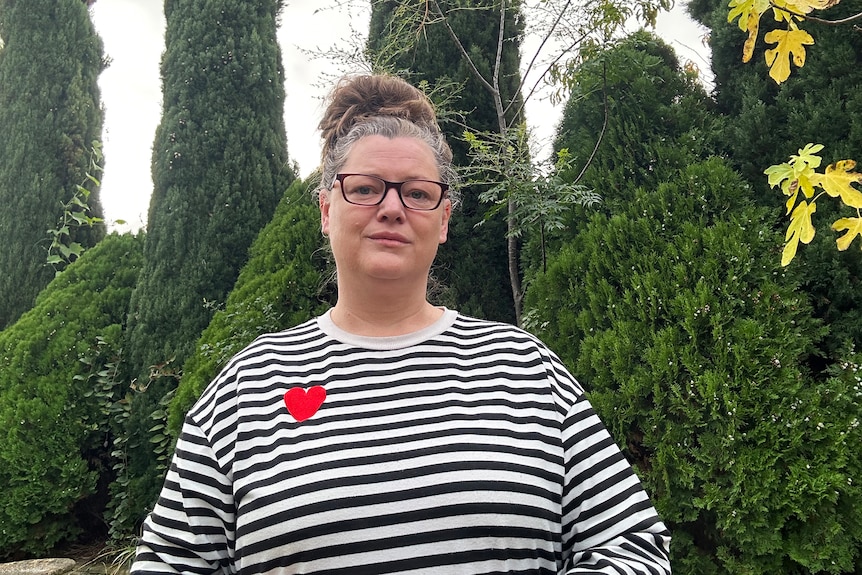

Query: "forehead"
left=341, top=135, right=439, bottom=178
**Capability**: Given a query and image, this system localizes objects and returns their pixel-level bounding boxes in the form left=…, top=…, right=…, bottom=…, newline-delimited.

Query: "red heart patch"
left=284, top=386, right=326, bottom=422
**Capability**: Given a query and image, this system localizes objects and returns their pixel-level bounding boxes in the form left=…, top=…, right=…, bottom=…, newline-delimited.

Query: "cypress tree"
left=553, top=31, right=717, bottom=209
left=0, top=0, right=105, bottom=329
left=123, top=0, right=293, bottom=524
left=367, top=0, right=524, bottom=323
left=528, top=31, right=718, bottom=274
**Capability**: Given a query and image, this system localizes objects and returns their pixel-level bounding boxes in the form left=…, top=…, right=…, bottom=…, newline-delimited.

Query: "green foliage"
left=46, top=141, right=107, bottom=276
left=170, top=178, right=332, bottom=435
left=553, top=30, right=717, bottom=207
left=0, top=233, right=143, bottom=558
left=688, top=0, right=862, bottom=366
left=463, top=129, right=600, bottom=270
left=532, top=28, right=720, bottom=282
left=0, top=0, right=106, bottom=329
left=76, top=332, right=135, bottom=545
left=525, top=158, right=862, bottom=574
left=121, top=0, right=293, bottom=527
left=465, top=130, right=600, bottom=238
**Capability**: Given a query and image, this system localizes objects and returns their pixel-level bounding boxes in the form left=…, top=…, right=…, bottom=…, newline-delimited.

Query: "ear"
left=438, top=198, right=452, bottom=244
left=319, top=189, right=331, bottom=235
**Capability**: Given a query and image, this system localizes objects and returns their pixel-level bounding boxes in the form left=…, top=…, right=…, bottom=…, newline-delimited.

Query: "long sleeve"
left=560, top=395, right=671, bottom=574
left=132, top=418, right=236, bottom=575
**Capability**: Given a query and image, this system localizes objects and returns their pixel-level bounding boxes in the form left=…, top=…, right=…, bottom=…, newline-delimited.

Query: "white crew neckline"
left=316, top=308, right=458, bottom=350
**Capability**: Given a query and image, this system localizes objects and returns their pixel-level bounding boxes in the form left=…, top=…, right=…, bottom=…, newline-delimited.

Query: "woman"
left=132, top=74, right=671, bottom=574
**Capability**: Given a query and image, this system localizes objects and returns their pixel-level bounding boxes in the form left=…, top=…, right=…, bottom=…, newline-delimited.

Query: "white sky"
left=90, top=1, right=711, bottom=233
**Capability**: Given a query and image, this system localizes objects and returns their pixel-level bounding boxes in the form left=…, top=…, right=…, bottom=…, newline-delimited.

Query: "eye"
left=343, top=175, right=384, bottom=199
left=353, top=185, right=378, bottom=196
left=404, top=186, right=432, bottom=201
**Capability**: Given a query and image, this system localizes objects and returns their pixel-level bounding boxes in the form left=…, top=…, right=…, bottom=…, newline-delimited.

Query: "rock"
left=0, top=559, right=77, bottom=575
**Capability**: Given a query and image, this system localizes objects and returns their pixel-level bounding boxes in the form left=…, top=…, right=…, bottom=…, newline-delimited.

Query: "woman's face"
left=320, top=135, right=452, bottom=288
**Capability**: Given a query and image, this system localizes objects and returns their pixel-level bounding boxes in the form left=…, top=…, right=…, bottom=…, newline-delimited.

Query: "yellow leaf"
left=764, top=28, right=814, bottom=83
left=728, top=0, right=771, bottom=30
left=785, top=187, right=800, bottom=215
left=814, top=160, right=862, bottom=208
left=831, top=217, right=862, bottom=251
left=797, top=169, right=820, bottom=198
left=776, top=0, right=841, bottom=14
left=742, top=12, right=761, bottom=63
left=765, top=144, right=823, bottom=206
left=764, top=162, right=802, bottom=212
left=765, top=161, right=795, bottom=189
left=790, top=143, right=824, bottom=169
left=782, top=199, right=817, bottom=266
left=790, top=144, right=823, bottom=197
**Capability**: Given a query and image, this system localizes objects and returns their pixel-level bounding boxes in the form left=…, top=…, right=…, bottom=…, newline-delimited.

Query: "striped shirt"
left=133, top=310, right=670, bottom=574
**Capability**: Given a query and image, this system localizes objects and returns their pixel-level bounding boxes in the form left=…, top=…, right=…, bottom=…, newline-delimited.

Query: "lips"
left=368, top=232, right=409, bottom=245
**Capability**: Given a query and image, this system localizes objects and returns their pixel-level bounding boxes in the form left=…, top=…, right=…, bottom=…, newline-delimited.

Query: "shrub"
left=169, top=178, right=331, bottom=435
left=0, top=233, right=143, bottom=558
left=525, top=158, right=862, bottom=574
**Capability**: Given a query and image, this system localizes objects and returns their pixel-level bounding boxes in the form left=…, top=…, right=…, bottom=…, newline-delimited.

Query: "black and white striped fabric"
left=133, top=310, right=670, bottom=574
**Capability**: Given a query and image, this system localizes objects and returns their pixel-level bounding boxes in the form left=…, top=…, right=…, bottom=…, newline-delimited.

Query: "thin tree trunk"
left=508, top=199, right=523, bottom=325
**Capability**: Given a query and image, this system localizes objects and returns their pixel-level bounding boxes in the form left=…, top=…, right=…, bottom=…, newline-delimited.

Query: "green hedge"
left=0, top=233, right=143, bottom=558
left=525, top=158, right=862, bottom=574
left=169, top=178, right=332, bottom=434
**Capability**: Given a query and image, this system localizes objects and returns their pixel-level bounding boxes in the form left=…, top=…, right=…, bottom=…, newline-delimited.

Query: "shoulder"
left=187, top=317, right=326, bottom=423
left=448, top=313, right=541, bottom=342
left=448, top=313, right=560, bottom=356
left=448, top=313, right=585, bottom=400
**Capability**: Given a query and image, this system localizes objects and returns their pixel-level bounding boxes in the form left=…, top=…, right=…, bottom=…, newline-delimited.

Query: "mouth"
left=368, top=232, right=410, bottom=246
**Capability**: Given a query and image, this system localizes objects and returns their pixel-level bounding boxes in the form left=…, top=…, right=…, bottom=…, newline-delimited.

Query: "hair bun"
left=319, top=75, right=440, bottom=161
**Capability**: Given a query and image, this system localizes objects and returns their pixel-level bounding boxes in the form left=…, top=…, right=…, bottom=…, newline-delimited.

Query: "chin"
left=367, top=263, right=432, bottom=284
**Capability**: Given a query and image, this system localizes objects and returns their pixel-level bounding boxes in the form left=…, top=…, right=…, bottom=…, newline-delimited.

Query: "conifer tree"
left=0, top=233, right=143, bottom=557
left=528, top=31, right=718, bottom=272
left=367, top=0, right=524, bottom=323
left=526, top=158, right=862, bottom=574
left=687, top=0, right=862, bottom=362
left=553, top=31, right=717, bottom=209
left=122, top=0, right=293, bottom=524
left=528, top=31, right=862, bottom=573
left=169, top=177, right=331, bottom=436
left=0, top=0, right=105, bottom=328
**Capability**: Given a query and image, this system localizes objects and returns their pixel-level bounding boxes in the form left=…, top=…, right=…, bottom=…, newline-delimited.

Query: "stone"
left=0, top=559, right=77, bottom=575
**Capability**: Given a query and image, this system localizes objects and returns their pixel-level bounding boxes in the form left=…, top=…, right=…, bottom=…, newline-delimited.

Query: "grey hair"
left=318, top=116, right=460, bottom=209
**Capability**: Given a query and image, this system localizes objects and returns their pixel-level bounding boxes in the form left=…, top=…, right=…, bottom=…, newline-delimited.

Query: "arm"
left=132, top=419, right=235, bottom=575
left=561, top=395, right=671, bottom=574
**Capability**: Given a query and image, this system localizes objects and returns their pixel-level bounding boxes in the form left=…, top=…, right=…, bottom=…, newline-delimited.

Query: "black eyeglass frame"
left=333, top=173, right=450, bottom=211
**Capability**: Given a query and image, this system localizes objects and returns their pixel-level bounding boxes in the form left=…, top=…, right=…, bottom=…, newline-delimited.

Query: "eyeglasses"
left=334, top=173, right=449, bottom=211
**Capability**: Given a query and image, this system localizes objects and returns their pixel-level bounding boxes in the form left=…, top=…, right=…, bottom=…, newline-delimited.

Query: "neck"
left=330, top=279, right=441, bottom=337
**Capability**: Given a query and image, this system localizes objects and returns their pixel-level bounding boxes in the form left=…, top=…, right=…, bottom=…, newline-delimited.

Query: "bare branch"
left=571, top=60, right=609, bottom=185
left=492, top=0, right=508, bottom=130
left=507, top=33, right=589, bottom=129
left=768, top=1, right=862, bottom=25
left=804, top=11, right=862, bottom=25
left=508, top=0, right=574, bottom=114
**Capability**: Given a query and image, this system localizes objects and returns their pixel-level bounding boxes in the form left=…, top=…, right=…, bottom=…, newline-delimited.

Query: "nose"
left=377, top=183, right=405, bottom=219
